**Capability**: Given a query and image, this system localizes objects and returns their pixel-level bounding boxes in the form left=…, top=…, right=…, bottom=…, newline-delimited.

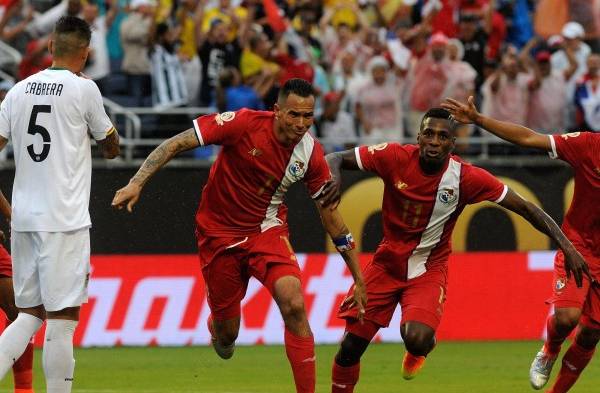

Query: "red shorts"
left=547, top=250, right=600, bottom=329
left=339, top=262, right=448, bottom=330
left=0, top=244, right=11, bottom=277
left=197, top=226, right=301, bottom=321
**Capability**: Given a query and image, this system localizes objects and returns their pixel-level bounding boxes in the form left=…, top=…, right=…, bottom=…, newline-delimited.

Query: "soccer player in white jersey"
left=0, top=16, right=120, bottom=392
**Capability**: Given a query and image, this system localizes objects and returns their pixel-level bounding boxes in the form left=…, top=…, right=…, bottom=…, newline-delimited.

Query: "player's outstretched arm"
left=97, top=128, right=120, bottom=159
left=320, top=149, right=361, bottom=208
left=316, top=202, right=367, bottom=322
left=498, top=188, right=591, bottom=287
left=112, top=128, right=200, bottom=212
left=442, top=96, right=551, bottom=151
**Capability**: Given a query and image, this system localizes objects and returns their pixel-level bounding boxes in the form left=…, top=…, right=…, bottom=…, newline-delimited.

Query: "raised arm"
left=316, top=202, right=367, bottom=321
left=498, top=188, right=591, bottom=287
left=442, top=96, right=552, bottom=151
left=111, top=128, right=200, bottom=212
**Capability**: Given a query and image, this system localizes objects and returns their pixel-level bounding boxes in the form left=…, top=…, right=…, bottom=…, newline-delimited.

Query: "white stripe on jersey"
left=260, top=134, right=315, bottom=232
left=193, top=118, right=204, bottom=145
left=354, top=147, right=364, bottom=171
left=406, top=158, right=462, bottom=279
left=548, top=135, right=558, bottom=159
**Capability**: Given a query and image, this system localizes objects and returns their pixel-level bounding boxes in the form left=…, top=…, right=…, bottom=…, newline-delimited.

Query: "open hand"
left=441, top=96, right=479, bottom=124
left=341, top=282, right=368, bottom=323
left=111, top=182, right=142, bottom=213
left=318, top=178, right=341, bottom=210
left=563, top=247, right=593, bottom=287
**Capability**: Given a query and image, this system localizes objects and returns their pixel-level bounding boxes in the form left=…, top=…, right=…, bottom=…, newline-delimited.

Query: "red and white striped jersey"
left=356, top=143, right=507, bottom=281
left=549, top=132, right=600, bottom=266
left=193, top=109, right=331, bottom=237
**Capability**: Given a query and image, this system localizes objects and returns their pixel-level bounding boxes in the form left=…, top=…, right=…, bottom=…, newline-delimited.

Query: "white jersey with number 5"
left=0, top=68, right=114, bottom=231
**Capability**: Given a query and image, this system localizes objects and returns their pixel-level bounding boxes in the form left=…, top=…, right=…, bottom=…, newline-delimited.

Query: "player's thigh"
left=0, top=276, right=17, bottom=320
left=246, top=228, right=302, bottom=294
left=11, top=231, right=43, bottom=309
left=400, top=268, right=447, bottom=331
left=339, top=262, right=402, bottom=328
left=37, top=228, right=91, bottom=312
left=580, top=278, right=600, bottom=333
left=548, top=250, right=590, bottom=312
left=201, top=251, right=249, bottom=321
left=0, top=244, right=12, bottom=277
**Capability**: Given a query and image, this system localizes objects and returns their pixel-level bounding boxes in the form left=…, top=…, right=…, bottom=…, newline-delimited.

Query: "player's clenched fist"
left=112, top=182, right=142, bottom=213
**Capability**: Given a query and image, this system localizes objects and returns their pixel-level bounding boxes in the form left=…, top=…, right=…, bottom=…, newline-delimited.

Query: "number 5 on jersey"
left=27, top=104, right=52, bottom=162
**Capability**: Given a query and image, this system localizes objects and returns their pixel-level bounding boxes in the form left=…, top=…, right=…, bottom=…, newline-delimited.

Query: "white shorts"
left=11, top=228, right=90, bottom=312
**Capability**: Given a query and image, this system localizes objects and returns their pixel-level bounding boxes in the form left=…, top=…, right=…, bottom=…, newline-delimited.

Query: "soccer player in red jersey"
left=443, top=96, right=599, bottom=393
left=112, top=78, right=367, bottom=393
left=0, top=191, right=34, bottom=393
left=321, top=107, right=590, bottom=393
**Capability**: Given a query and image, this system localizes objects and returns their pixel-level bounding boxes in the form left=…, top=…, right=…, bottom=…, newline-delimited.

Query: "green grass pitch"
left=2, top=342, right=599, bottom=392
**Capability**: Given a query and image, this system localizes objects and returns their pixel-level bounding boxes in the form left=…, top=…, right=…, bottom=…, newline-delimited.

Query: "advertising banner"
left=18, top=252, right=558, bottom=347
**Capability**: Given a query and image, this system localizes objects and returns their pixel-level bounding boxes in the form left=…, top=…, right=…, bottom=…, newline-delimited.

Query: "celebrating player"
left=111, top=78, right=367, bottom=393
left=443, top=96, right=599, bottom=393
left=0, top=190, right=34, bottom=393
left=320, top=107, right=589, bottom=393
left=0, top=16, right=120, bottom=393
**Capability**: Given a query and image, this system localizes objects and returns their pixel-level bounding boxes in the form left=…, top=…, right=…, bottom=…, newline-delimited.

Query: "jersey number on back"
left=27, top=105, right=51, bottom=162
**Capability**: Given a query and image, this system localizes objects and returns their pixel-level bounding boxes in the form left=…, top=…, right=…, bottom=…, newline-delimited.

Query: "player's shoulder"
left=215, top=108, right=272, bottom=123
left=553, top=131, right=596, bottom=141
left=240, top=108, right=273, bottom=121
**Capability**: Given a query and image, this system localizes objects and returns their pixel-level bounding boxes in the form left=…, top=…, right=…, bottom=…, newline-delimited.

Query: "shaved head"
left=52, top=16, right=91, bottom=58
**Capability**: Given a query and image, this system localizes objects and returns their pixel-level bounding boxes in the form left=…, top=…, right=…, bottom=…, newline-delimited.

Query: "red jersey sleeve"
left=462, top=165, right=507, bottom=204
left=305, top=140, right=332, bottom=199
left=548, top=132, right=592, bottom=167
left=192, top=109, right=249, bottom=146
left=355, top=143, right=407, bottom=179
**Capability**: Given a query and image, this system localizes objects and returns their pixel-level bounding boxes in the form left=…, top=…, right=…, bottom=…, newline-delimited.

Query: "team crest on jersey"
left=395, top=181, right=408, bottom=190
left=214, top=111, right=235, bottom=126
left=438, top=188, right=457, bottom=204
left=288, top=160, right=306, bottom=178
left=560, top=132, right=580, bottom=140
left=555, top=278, right=566, bottom=292
left=595, top=167, right=600, bottom=177
left=367, top=143, right=388, bottom=154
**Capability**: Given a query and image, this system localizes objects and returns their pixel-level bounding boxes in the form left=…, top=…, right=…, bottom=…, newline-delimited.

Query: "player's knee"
left=214, top=322, right=239, bottom=345
left=402, top=327, right=434, bottom=356
left=279, top=294, right=307, bottom=323
left=1, top=302, right=18, bottom=321
left=576, top=327, right=600, bottom=350
left=554, top=310, right=580, bottom=333
left=335, top=334, right=369, bottom=367
left=217, top=330, right=238, bottom=346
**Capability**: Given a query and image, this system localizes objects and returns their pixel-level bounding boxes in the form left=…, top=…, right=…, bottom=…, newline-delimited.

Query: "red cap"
left=535, top=50, right=551, bottom=62
left=324, top=91, right=342, bottom=103
left=429, top=32, right=449, bottom=47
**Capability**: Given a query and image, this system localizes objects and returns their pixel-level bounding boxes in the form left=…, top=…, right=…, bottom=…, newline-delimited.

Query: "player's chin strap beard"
left=419, top=155, right=446, bottom=175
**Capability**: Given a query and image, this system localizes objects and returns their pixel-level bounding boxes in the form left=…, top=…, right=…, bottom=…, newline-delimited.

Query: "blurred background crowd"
left=1, top=0, right=600, bottom=155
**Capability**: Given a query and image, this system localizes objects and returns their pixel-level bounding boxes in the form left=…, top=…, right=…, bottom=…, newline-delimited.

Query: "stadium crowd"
left=1, top=0, right=600, bottom=153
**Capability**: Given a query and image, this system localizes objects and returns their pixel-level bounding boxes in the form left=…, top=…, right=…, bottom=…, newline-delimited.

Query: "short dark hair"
left=420, top=107, right=457, bottom=132
left=52, top=16, right=91, bottom=57
left=278, top=78, right=315, bottom=103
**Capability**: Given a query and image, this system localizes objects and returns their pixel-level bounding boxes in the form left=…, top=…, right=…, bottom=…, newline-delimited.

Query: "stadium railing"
left=0, top=41, right=22, bottom=76
left=100, top=98, right=566, bottom=168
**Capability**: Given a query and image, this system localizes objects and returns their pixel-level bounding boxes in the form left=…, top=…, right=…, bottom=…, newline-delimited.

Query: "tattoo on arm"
left=131, top=129, right=199, bottom=186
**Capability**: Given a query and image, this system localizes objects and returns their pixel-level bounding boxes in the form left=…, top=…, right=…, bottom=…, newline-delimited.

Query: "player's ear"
left=48, top=39, right=54, bottom=56
left=273, top=103, right=280, bottom=119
